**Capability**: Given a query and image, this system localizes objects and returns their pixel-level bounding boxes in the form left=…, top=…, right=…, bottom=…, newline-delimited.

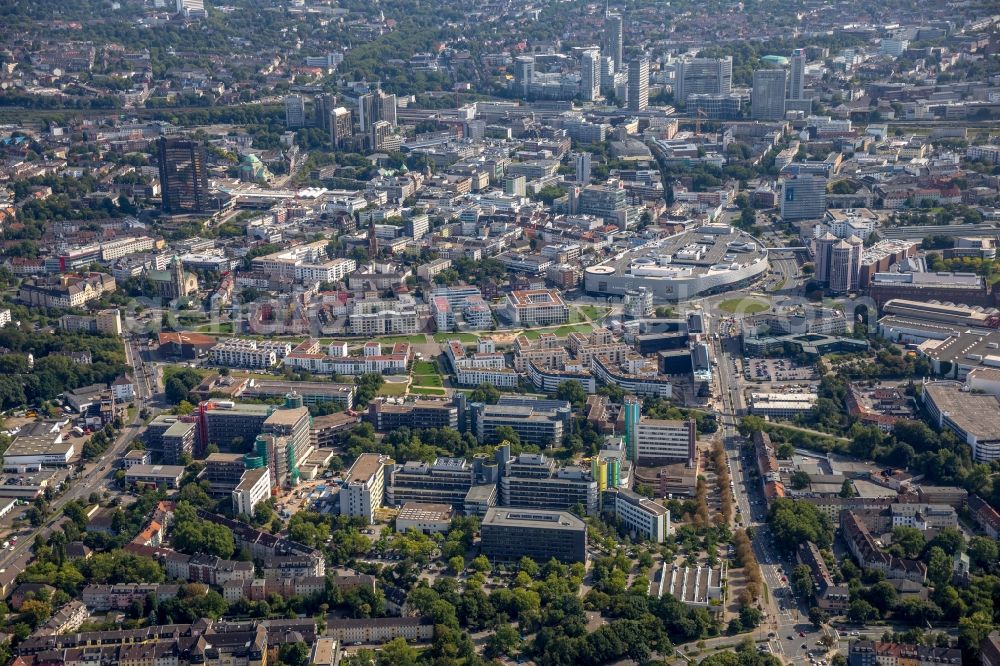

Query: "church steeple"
left=171, top=255, right=186, bottom=298
left=367, top=219, right=378, bottom=259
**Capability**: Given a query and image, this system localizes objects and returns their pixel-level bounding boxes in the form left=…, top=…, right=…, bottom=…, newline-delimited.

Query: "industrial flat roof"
left=482, top=507, right=585, bottom=530
left=924, top=382, right=1000, bottom=442
left=397, top=502, right=454, bottom=523
left=125, top=464, right=185, bottom=478
left=345, top=453, right=389, bottom=485
left=6, top=434, right=73, bottom=458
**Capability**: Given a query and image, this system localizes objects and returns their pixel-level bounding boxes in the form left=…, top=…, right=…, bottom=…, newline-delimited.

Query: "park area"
left=409, top=360, right=447, bottom=397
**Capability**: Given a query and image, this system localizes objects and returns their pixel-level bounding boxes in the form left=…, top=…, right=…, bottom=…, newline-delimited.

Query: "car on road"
left=799, top=632, right=806, bottom=637
left=801, top=644, right=808, bottom=650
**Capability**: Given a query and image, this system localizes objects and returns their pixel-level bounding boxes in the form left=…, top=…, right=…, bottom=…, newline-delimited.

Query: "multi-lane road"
left=0, top=334, right=158, bottom=572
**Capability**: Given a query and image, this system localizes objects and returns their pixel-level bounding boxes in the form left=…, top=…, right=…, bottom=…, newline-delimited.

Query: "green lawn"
left=410, top=386, right=447, bottom=396
left=162, top=365, right=211, bottom=383
left=553, top=324, right=596, bottom=337
left=580, top=305, right=605, bottom=320
left=376, top=335, right=428, bottom=345
left=196, top=322, right=234, bottom=334
left=521, top=323, right=594, bottom=339
left=412, top=361, right=438, bottom=375
left=412, top=374, right=443, bottom=388
left=432, top=332, right=479, bottom=343
left=376, top=381, right=409, bottom=397
left=718, top=297, right=770, bottom=314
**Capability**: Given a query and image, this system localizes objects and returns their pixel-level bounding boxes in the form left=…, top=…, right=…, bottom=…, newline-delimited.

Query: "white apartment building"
left=455, top=366, right=519, bottom=388
left=210, top=339, right=292, bottom=369
left=0, top=309, right=10, bottom=328
left=502, top=289, right=570, bottom=326
left=349, top=298, right=419, bottom=335
left=295, top=258, right=356, bottom=283
left=251, top=241, right=355, bottom=282
left=612, top=489, right=670, bottom=543
left=340, top=453, right=391, bottom=524
left=233, top=467, right=271, bottom=517
left=100, top=236, right=157, bottom=262
left=634, top=418, right=696, bottom=465
left=417, top=258, right=452, bottom=281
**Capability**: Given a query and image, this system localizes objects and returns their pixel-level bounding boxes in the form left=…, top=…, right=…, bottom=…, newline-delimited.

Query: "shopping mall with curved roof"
left=584, top=225, right=770, bottom=302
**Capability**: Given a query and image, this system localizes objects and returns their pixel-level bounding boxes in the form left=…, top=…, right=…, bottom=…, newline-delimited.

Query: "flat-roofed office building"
left=481, top=508, right=587, bottom=563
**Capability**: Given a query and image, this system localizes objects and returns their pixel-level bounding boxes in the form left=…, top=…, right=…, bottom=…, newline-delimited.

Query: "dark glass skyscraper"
left=157, top=137, right=209, bottom=214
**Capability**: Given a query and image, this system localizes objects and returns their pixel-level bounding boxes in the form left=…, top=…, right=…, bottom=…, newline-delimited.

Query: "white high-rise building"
left=580, top=49, right=601, bottom=102
left=175, top=0, right=205, bottom=16
left=514, top=56, right=535, bottom=99
left=751, top=69, right=787, bottom=120
left=358, top=89, right=397, bottom=134
left=284, top=95, right=305, bottom=129
left=627, top=58, right=649, bottom=112
left=573, top=152, right=592, bottom=184
left=881, top=38, right=909, bottom=57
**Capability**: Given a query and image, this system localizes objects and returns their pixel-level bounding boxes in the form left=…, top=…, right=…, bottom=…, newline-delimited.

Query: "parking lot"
left=745, top=358, right=817, bottom=382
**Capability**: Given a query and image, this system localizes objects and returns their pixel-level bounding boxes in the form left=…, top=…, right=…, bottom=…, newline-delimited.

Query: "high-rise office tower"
left=603, top=13, right=624, bottom=73
left=514, top=56, right=535, bottom=98
left=788, top=49, right=806, bottom=100
left=314, top=93, right=335, bottom=132
left=780, top=174, right=827, bottom=221
left=829, top=236, right=863, bottom=294
left=815, top=232, right=862, bottom=293
left=157, top=137, right=209, bottom=214
left=377, top=90, right=397, bottom=127
left=751, top=69, right=787, bottom=120
left=623, top=396, right=640, bottom=462
left=674, top=56, right=733, bottom=103
left=370, top=120, right=393, bottom=152
left=573, top=152, right=592, bottom=183
left=358, top=89, right=397, bottom=134
left=600, top=56, right=615, bottom=91
left=330, top=107, right=353, bottom=150
left=627, top=58, right=649, bottom=111
left=580, top=49, right=601, bottom=102
left=284, top=95, right=305, bottom=129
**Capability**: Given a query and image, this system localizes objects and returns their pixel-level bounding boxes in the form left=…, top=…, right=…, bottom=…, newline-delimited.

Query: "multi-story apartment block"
left=18, top=273, right=116, bottom=309
left=842, top=511, right=927, bottom=582
left=349, top=297, right=419, bottom=335
left=143, top=415, right=197, bottom=464
left=848, top=641, right=961, bottom=666
left=233, top=467, right=272, bottom=517
left=609, top=488, right=670, bottom=542
left=82, top=584, right=180, bottom=611
left=210, top=339, right=292, bottom=369
left=340, top=453, right=392, bottom=524
left=502, top=289, right=569, bottom=326
left=284, top=340, right=411, bottom=376
left=250, top=240, right=356, bottom=282
left=796, top=541, right=849, bottom=612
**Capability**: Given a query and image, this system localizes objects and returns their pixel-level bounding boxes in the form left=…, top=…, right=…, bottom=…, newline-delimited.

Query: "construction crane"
left=695, top=108, right=708, bottom=136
